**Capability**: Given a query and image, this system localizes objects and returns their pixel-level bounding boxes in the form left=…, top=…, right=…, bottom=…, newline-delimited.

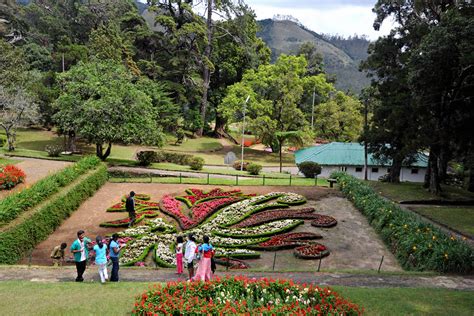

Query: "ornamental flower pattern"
left=103, top=188, right=337, bottom=266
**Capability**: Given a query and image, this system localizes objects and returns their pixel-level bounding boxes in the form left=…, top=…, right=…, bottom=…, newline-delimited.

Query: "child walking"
left=176, top=236, right=184, bottom=274
left=93, top=236, right=108, bottom=284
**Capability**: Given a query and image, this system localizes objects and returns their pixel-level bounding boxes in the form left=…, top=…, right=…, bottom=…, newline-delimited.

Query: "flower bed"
left=232, top=207, right=337, bottom=228
left=254, top=232, right=323, bottom=251
left=294, top=244, right=330, bottom=259
left=332, top=171, right=474, bottom=273
left=0, top=165, right=26, bottom=190
left=99, top=210, right=161, bottom=227
left=132, top=276, right=363, bottom=315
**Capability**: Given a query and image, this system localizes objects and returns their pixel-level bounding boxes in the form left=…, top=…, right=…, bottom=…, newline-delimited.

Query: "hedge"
left=0, top=156, right=101, bottom=226
left=331, top=171, right=473, bottom=274
left=0, top=164, right=107, bottom=264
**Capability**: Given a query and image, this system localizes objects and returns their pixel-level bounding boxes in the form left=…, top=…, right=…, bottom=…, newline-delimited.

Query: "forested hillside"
left=257, top=19, right=370, bottom=93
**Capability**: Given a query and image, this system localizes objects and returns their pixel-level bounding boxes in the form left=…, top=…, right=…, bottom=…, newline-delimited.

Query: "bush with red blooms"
left=132, top=276, right=363, bottom=315
left=0, top=165, right=26, bottom=190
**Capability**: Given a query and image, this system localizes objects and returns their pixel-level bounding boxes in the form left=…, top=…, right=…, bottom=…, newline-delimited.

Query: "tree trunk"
left=438, top=147, right=449, bottom=184
left=197, top=0, right=213, bottom=137
left=427, top=146, right=441, bottom=195
left=4, top=127, right=15, bottom=151
left=424, top=152, right=434, bottom=189
left=213, top=112, right=226, bottom=136
left=389, top=156, right=403, bottom=183
left=279, top=141, right=283, bottom=173
left=96, top=143, right=112, bottom=161
left=66, top=130, right=77, bottom=153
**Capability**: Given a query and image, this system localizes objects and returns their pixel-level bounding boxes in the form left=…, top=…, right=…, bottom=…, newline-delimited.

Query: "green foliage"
left=297, top=162, right=322, bottom=178
left=0, top=156, right=101, bottom=226
left=44, top=144, right=63, bottom=157
left=332, top=172, right=474, bottom=273
left=189, top=157, right=205, bottom=171
left=54, top=60, right=166, bottom=160
left=0, top=164, right=107, bottom=264
left=22, top=43, right=53, bottom=72
left=233, top=160, right=249, bottom=171
left=136, top=151, right=157, bottom=166
left=247, top=163, right=262, bottom=175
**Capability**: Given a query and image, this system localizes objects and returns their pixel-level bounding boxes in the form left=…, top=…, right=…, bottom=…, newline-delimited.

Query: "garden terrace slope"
left=0, top=156, right=101, bottom=227
left=332, top=172, right=474, bottom=274
left=0, top=164, right=107, bottom=264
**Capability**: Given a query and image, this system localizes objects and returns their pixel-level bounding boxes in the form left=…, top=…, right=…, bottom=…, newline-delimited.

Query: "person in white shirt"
left=184, top=234, right=197, bottom=280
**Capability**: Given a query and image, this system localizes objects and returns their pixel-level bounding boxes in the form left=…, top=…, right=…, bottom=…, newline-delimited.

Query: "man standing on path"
left=126, top=191, right=136, bottom=228
left=70, top=230, right=91, bottom=282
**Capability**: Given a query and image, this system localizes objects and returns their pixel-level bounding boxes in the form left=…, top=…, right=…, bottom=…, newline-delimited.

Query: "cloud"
left=247, top=1, right=394, bottom=40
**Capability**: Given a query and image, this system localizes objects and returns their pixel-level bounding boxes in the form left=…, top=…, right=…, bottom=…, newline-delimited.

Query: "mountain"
left=257, top=19, right=370, bottom=93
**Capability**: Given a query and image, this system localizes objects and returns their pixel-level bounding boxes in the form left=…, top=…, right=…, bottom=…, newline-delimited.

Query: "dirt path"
left=0, top=157, right=71, bottom=200
left=0, top=266, right=473, bottom=290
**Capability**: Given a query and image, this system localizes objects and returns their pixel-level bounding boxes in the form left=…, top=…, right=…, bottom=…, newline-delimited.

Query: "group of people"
left=177, top=234, right=216, bottom=281
left=51, top=230, right=122, bottom=283
left=50, top=191, right=217, bottom=282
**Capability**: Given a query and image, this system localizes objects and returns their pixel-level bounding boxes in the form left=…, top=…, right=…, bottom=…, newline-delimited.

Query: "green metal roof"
left=294, top=142, right=428, bottom=167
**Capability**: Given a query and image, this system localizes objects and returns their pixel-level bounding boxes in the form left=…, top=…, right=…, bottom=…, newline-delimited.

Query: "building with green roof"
left=294, top=142, right=428, bottom=182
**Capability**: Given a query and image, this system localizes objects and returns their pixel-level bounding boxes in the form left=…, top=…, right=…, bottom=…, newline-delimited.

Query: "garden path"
left=0, top=266, right=473, bottom=290
left=0, top=157, right=71, bottom=200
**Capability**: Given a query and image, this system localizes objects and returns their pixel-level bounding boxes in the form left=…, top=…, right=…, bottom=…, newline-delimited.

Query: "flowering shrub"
left=0, top=165, right=26, bottom=190
left=332, top=171, right=474, bottom=273
left=132, top=276, right=363, bottom=315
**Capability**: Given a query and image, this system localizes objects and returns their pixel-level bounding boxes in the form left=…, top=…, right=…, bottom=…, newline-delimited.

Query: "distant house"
left=294, top=142, right=428, bottom=182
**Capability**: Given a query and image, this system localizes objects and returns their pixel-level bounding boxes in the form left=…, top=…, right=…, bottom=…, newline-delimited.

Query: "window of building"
left=339, top=166, right=347, bottom=172
left=372, top=167, right=379, bottom=173
left=411, top=168, right=419, bottom=174
left=355, top=167, right=363, bottom=172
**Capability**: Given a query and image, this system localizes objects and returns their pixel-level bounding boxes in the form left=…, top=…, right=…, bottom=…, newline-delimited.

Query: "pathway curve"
left=0, top=266, right=472, bottom=290
left=0, top=156, right=71, bottom=199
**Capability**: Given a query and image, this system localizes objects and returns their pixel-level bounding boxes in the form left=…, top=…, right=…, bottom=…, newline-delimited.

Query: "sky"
left=244, top=0, right=394, bottom=40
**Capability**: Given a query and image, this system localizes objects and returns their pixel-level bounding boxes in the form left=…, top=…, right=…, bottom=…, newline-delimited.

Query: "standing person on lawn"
left=109, top=233, right=121, bottom=282
left=70, top=230, right=91, bottom=282
left=50, top=242, right=67, bottom=266
left=192, top=235, right=214, bottom=281
left=93, top=236, right=108, bottom=284
left=126, top=191, right=136, bottom=228
left=184, top=234, right=197, bottom=280
left=176, top=236, right=184, bottom=275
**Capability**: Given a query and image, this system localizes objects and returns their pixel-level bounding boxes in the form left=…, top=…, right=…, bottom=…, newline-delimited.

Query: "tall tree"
left=54, top=60, right=166, bottom=160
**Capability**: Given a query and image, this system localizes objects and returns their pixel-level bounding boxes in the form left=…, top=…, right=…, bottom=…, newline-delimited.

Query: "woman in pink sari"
left=192, top=235, right=214, bottom=281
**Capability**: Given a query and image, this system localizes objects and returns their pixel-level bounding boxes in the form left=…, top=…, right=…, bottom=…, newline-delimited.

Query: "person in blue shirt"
left=70, top=230, right=91, bottom=282
left=93, top=236, right=108, bottom=283
left=109, top=233, right=121, bottom=282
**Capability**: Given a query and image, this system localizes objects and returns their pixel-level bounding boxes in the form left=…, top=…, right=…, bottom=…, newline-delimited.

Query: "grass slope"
left=410, top=206, right=474, bottom=236
left=0, top=281, right=472, bottom=316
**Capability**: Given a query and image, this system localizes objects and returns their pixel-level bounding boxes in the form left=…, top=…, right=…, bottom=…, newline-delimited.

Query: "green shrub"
left=0, top=136, right=6, bottom=148
left=297, top=161, right=322, bottom=178
left=331, top=171, right=474, bottom=274
left=189, top=157, right=204, bottom=170
left=247, top=163, right=262, bottom=175
left=45, top=144, right=63, bottom=157
left=0, top=164, right=107, bottom=264
left=136, top=151, right=157, bottom=166
left=135, top=151, right=194, bottom=166
left=0, top=156, right=101, bottom=226
left=233, top=160, right=249, bottom=171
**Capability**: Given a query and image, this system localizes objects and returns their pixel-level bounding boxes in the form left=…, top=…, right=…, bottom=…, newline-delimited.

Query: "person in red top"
left=192, top=235, right=214, bottom=281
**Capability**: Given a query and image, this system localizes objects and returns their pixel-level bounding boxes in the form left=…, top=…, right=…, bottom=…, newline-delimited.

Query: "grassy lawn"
left=0, top=157, right=19, bottom=165
left=410, top=206, right=474, bottom=236
left=109, top=176, right=328, bottom=187
left=2, top=128, right=296, bottom=167
left=0, top=281, right=472, bottom=316
left=368, top=181, right=474, bottom=202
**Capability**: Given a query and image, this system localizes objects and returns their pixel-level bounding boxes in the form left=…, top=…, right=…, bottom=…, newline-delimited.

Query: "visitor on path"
left=93, top=236, right=108, bottom=284
left=70, top=230, right=91, bottom=282
left=109, top=233, right=121, bottom=282
left=126, top=191, right=136, bottom=228
left=50, top=243, right=67, bottom=266
left=184, top=234, right=197, bottom=280
left=192, top=235, right=214, bottom=281
left=176, top=236, right=184, bottom=275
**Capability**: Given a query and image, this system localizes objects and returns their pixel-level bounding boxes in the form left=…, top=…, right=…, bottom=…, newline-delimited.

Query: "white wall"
left=321, top=165, right=427, bottom=183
